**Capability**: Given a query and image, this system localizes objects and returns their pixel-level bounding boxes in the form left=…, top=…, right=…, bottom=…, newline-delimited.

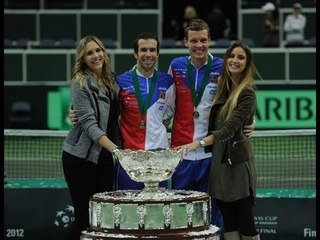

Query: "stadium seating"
left=214, top=38, right=232, bottom=48
left=16, top=38, right=31, bottom=48
left=4, top=38, right=13, bottom=48
left=9, top=101, right=32, bottom=129
left=58, top=38, right=76, bottom=48
left=101, top=38, right=117, bottom=49
left=37, top=38, right=57, bottom=48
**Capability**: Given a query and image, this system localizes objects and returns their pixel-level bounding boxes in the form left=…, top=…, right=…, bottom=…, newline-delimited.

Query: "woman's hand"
left=175, top=141, right=200, bottom=155
left=69, top=106, right=79, bottom=125
left=243, top=119, right=255, bottom=138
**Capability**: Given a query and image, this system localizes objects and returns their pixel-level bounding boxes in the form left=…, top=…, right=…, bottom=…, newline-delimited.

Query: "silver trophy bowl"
left=113, top=148, right=187, bottom=194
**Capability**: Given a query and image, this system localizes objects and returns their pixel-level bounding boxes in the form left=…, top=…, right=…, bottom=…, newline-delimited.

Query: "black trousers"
left=62, top=149, right=114, bottom=240
left=216, top=196, right=258, bottom=236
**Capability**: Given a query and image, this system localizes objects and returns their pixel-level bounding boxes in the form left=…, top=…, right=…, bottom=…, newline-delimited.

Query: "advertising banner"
left=4, top=188, right=316, bottom=240
left=4, top=189, right=73, bottom=240
left=255, top=90, right=316, bottom=129
left=254, top=198, right=316, bottom=239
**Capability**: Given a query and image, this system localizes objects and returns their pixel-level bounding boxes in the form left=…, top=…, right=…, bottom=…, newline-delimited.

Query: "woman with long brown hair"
left=181, top=41, right=261, bottom=240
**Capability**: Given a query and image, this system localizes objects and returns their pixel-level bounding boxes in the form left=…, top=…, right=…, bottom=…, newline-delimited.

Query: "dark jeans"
left=216, top=196, right=258, bottom=236
left=62, top=149, right=114, bottom=240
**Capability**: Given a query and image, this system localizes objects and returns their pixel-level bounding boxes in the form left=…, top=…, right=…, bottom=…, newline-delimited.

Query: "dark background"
left=163, top=0, right=238, bottom=40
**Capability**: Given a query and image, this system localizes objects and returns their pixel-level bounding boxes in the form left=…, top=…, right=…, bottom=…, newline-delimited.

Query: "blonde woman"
left=61, top=36, right=121, bottom=240
left=182, top=41, right=261, bottom=240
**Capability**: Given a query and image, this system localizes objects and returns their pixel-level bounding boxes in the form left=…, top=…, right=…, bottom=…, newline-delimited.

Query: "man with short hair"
left=284, top=2, right=307, bottom=46
left=166, top=18, right=254, bottom=229
left=116, top=32, right=175, bottom=189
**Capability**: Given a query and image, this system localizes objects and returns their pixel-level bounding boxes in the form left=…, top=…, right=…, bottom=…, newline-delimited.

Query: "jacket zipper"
left=228, top=138, right=249, bottom=165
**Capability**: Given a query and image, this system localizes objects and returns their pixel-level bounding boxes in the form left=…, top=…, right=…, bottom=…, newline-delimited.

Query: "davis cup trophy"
left=81, top=148, right=220, bottom=240
left=113, top=148, right=187, bottom=197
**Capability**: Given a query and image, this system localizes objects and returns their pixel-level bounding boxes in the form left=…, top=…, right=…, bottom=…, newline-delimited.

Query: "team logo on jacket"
left=159, top=91, right=166, bottom=99
left=122, top=96, right=139, bottom=109
left=209, top=72, right=220, bottom=84
left=173, top=68, right=187, bottom=78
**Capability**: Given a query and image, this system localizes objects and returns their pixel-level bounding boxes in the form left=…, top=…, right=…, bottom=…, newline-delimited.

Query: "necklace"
left=187, top=56, right=212, bottom=118
left=132, top=66, right=158, bottom=128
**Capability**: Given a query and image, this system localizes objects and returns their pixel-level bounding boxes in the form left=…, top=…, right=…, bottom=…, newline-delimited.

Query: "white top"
left=284, top=13, right=307, bottom=42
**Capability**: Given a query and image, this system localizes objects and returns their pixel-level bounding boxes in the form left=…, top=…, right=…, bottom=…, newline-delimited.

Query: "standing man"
left=166, top=18, right=254, bottom=229
left=116, top=32, right=175, bottom=190
left=261, top=2, right=280, bottom=47
left=284, top=2, right=307, bottom=47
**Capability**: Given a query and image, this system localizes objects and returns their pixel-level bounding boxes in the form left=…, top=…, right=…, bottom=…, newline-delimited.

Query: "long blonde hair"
left=214, top=41, right=261, bottom=120
left=73, top=36, right=116, bottom=98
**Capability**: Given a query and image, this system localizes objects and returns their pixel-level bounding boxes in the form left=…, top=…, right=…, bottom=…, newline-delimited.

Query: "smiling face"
left=184, top=30, right=211, bottom=68
left=134, top=38, right=159, bottom=76
left=83, top=40, right=105, bottom=77
left=227, top=46, right=247, bottom=81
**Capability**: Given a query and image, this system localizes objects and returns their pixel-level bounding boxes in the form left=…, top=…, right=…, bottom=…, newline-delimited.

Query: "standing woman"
left=62, top=36, right=121, bottom=240
left=182, top=41, right=261, bottom=240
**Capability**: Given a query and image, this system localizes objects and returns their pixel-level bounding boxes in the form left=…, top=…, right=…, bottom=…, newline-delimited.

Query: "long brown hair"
left=214, top=41, right=261, bottom=120
left=73, top=36, right=116, bottom=98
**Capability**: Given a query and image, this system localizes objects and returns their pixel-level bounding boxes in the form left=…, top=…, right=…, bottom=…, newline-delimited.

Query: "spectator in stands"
left=180, top=40, right=261, bottom=240
left=205, top=4, right=231, bottom=40
left=284, top=2, right=307, bottom=47
left=261, top=2, right=280, bottom=47
left=62, top=35, right=121, bottom=240
left=178, top=5, right=199, bottom=40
